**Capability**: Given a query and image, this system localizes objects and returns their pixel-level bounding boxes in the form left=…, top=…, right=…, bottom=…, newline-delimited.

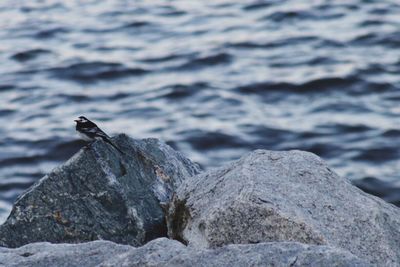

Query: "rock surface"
left=0, top=134, right=200, bottom=248
left=168, top=149, right=400, bottom=265
left=0, top=238, right=371, bottom=267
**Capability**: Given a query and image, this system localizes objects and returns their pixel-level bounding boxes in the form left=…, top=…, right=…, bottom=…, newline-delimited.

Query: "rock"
left=0, top=238, right=371, bottom=267
left=168, top=150, right=400, bottom=266
left=0, top=134, right=200, bottom=248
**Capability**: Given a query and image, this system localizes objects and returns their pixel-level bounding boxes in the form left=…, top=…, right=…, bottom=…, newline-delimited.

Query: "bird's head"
left=74, top=116, right=89, bottom=124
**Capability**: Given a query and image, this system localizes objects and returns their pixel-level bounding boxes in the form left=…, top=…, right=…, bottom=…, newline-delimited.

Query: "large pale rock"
left=168, top=150, right=400, bottom=265
left=0, top=134, right=200, bottom=248
left=0, top=238, right=370, bottom=267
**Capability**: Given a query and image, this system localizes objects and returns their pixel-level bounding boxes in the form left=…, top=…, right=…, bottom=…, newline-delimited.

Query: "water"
left=1, top=0, right=400, bottom=222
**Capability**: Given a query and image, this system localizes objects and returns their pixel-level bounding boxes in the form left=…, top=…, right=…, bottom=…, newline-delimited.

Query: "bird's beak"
left=74, top=120, right=79, bottom=122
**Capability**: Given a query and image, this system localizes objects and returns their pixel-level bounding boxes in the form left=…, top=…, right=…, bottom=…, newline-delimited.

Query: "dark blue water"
left=1, top=0, right=400, bottom=222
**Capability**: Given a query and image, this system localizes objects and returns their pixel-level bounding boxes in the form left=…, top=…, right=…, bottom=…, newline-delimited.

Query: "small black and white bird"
left=74, top=116, right=123, bottom=153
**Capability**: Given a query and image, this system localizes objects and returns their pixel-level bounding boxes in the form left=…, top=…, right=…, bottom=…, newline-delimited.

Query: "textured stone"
left=0, top=238, right=371, bottom=267
left=168, top=149, right=400, bottom=265
left=0, top=134, right=200, bottom=248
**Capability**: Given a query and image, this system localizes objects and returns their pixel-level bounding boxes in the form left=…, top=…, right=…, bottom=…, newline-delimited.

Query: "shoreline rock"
left=168, top=149, right=400, bottom=265
left=0, top=134, right=200, bottom=248
left=0, top=137, right=398, bottom=266
left=0, top=238, right=371, bottom=267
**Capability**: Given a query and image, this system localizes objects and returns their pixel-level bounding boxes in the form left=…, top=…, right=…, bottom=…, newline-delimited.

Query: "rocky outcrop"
left=168, top=150, right=400, bottom=266
left=0, top=238, right=371, bottom=267
left=0, top=134, right=200, bottom=248
left=1, top=138, right=399, bottom=266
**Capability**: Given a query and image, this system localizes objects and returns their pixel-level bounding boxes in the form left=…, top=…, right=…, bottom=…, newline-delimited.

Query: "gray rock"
left=168, top=150, right=400, bottom=265
left=0, top=134, right=200, bottom=248
left=0, top=238, right=371, bottom=267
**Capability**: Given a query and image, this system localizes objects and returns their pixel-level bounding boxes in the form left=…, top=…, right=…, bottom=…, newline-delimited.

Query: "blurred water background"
left=1, top=0, right=400, bottom=222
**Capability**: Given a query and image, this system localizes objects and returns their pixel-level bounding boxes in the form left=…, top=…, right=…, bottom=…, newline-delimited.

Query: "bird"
left=74, top=116, right=124, bottom=154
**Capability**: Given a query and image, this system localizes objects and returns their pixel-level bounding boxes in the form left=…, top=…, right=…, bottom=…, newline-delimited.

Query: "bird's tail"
left=102, top=137, right=125, bottom=154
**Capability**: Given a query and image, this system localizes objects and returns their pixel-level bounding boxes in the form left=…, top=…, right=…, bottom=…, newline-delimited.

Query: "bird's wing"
left=81, top=127, right=110, bottom=139
left=92, top=127, right=110, bottom=139
left=81, top=126, right=123, bottom=154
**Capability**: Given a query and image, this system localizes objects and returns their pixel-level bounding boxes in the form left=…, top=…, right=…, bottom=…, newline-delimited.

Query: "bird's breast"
left=77, top=131, right=94, bottom=142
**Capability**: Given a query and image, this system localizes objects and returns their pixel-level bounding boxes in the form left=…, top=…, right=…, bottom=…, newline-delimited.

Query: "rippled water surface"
left=1, top=0, right=400, bottom=221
